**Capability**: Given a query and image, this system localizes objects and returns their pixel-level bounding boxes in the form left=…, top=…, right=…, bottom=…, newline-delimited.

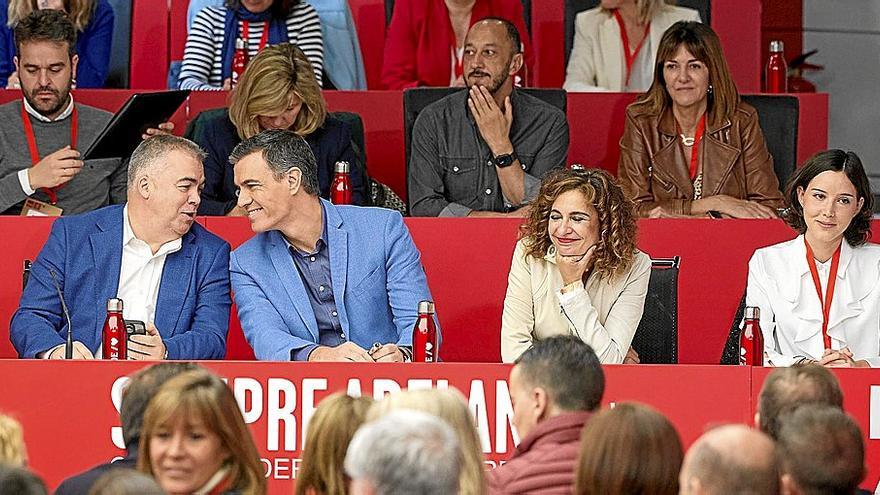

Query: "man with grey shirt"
left=407, top=17, right=569, bottom=217
left=0, top=10, right=123, bottom=215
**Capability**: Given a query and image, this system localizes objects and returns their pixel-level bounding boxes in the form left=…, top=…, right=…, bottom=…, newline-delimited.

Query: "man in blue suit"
left=11, top=135, right=231, bottom=359
left=230, top=129, right=435, bottom=361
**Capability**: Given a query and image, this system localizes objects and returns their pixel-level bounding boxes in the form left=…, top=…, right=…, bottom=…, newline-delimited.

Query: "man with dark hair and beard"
left=0, top=10, right=128, bottom=216
left=407, top=17, right=569, bottom=217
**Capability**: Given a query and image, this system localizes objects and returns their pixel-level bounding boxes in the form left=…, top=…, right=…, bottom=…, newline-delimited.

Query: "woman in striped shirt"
left=180, top=0, right=323, bottom=90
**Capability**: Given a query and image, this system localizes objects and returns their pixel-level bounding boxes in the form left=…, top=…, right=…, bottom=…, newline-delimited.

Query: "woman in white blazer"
left=747, top=150, right=880, bottom=367
left=564, top=0, right=700, bottom=92
left=501, top=168, right=651, bottom=363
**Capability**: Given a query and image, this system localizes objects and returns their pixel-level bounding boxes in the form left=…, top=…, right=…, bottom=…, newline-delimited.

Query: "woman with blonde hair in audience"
left=565, top=0, right=700, bottom=92
left=138, top=370, right=266, bottom=495
left=295, top=393, right=373, bottom=495
left=369, top=388, right=486, bottom=495
left=190, top=42, right=367, bottom=215
left=574, top=402, right=683, bottom=495
left=0, top=414, right=27, bottom=466
left=502, top=167, right=651, bottom=364
left=617, top=21, right=783, bottom=218
left=747, top=149, right=880, bottom=368
left=0, top=0, right=115, bottom=88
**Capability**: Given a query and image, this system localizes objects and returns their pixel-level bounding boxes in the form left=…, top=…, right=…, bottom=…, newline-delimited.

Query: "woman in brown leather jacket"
left=617, top=21, right=784, bottom=218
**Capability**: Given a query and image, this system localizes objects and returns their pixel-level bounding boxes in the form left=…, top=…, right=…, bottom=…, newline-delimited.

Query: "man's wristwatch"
left=491, top=151, right=518, bottom=168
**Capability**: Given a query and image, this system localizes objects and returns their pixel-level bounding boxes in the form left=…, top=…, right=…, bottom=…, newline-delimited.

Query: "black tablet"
left=82, top=90, right=191, bottom=160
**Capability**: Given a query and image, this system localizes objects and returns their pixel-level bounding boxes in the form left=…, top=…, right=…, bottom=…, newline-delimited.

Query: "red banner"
left=0, top=361, right=754, bottom=492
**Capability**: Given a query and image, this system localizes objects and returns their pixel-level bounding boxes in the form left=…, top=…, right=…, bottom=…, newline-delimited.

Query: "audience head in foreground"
left=618, top=20, right=783, bottom=218
left=87, top=469, right=165, bottom=495
left=295, top=392, right=374, bottom=495
left=775, top=405, right=866, bottom=495
left=0, top=414, right=26, bottom=467
left=756, top=364, right=844, bottom=439
left=369, top=388, right=486, bottom=494
left=574, top=402, right=683, bottom=495
left=0, top=463, right=46, bottom=495
left=502, top=168, right=650, bottom=364
left=679, top=424, right=778, bottom=495
left=746, top=149, right=879, bottom=368
left=138, top=370, right=266, bottom=495
left=488, top=336, right=604, bottom=493
left=345, top=409, right=461, bottom=495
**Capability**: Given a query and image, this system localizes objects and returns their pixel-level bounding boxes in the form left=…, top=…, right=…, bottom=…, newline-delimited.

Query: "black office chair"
left=403, top=87, right=566, bottom=168
left=741, top=94, right=799, bottom=189
left=720, top=291, right=747, bottom=364
left=563, top=0, right=711, bottom=66
left=631, top=256, right=681, bottom=364
left=385, top=0, right=533, bottom=35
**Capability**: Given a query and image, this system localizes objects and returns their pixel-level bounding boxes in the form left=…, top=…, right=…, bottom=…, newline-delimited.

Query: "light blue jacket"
left=230, top=200, right=436, bottom=361
left=187, top=0, right=366, bottom=89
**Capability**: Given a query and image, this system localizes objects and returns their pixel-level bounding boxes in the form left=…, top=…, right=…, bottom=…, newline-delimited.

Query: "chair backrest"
left=563, top=0, right=711, bottom=66
left=631, top=256, right=680, bottom=364
left=720, top=291, right=746, bottom=364
left=105, top=0, right=132, bottom=88
left=741, top=94, right=799, bottom=189
left=384, top=0, right=533, bottom=34
left=403, top=87, right=566, bottom=168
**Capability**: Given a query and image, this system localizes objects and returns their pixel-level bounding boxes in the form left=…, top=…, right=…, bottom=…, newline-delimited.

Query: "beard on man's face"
left=24, top=79, right=71, bottom=117
left=465, top=56, right=513, bottom=94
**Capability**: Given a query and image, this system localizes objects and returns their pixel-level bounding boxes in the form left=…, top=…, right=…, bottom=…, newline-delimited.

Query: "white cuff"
left=18, top=169, right=35, bottom=195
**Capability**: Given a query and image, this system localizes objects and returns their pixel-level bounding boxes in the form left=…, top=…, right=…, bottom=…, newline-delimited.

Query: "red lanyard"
left=240, top=20, right=271, bottom=53
left=676, top=114, right=706, bottom=179
left=21, top=101, right=77, bottom=204
left=804, top=237, right=842, bottom=350
left=613, top=10, right=651, bottom=86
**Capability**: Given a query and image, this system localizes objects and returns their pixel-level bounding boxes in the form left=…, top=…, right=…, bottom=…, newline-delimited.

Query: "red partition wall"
left=130, top=0, right=171, bottom=89
left=0, top=361, right=754, bottom=492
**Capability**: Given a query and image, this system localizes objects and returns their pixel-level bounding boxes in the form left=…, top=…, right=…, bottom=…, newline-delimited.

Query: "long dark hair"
left=224, top=0, right=299, bottom=18
left=783, top=149, right=873, bottom=246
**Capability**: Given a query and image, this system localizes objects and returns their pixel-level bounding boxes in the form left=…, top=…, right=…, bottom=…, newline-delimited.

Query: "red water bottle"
left=765, top=40, right=787, bottom=93
left=412, top=301, right=437, bottom=363
left=330, top=161, right=352, bottom=205
left=102, top=298, right=126, bottom=360
left=231, top=37, right=248, bottom=88
left=739, top=306, right=764, bottom=366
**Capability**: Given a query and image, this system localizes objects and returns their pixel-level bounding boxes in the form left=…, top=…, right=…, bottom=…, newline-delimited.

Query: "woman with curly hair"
left=746, top=149, right=880, bottom=368
left=501, top=167, right=651, bottom=363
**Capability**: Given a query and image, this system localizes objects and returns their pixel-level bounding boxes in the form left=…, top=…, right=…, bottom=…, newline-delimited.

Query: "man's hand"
left=27, top=146, right=83, bottom=190
left=6, top=71, right=19, bottom=89
left=468, top=85, right=513, bottom=156
left=222, top=78, right=233, bottom=91
left=308, top=342, right=374, bottom=362
left=623, top=347, right=640, bottom=364
left=48, top=341, right=93, bottom=359
left=820, top=347, right=869, bottom=368
left=141, top=122, right=175, bottom=140
left=695, top=195, right=777, bottom=219
left=128, top=324, right=166, bottom=360
left=371, top=344, right=404, bottom=363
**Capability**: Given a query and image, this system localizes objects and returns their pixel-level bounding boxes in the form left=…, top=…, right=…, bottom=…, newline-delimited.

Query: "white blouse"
left=746, top=235, right=880, bottom=367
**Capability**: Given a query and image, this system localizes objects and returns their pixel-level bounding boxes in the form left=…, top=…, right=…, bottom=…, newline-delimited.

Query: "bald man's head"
left=679, top=425, right=779, bottom=495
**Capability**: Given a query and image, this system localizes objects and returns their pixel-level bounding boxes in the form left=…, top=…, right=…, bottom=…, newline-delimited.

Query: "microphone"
left=48, top=269, right=74, bottom=359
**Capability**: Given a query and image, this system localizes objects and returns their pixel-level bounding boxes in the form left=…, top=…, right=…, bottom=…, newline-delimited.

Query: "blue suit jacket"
left=230, top=200, right=436, bottom=361
left=11, top=205, right=231, bottom=359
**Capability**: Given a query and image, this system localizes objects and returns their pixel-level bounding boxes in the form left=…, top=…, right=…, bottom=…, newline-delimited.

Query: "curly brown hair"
left=520, top=168, right=638, bottom=281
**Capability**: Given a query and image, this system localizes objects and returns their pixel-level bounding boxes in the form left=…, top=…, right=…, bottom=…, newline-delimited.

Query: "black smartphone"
left=707, top=210, right=723, bottom=219
left=125, top=320, right=147, bottom=336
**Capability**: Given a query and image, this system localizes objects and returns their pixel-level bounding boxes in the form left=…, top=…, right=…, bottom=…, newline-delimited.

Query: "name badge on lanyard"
left=19, top=101, right=77, bottom=216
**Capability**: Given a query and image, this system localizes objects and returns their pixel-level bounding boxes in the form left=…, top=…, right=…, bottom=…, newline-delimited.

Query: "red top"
left=381, top=0, right=534, bottom=89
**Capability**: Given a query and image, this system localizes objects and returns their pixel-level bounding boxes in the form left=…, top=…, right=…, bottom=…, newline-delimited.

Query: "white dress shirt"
left=746, top=234, right=880, bottom=367
left=16, top=95, right=77, bottom=195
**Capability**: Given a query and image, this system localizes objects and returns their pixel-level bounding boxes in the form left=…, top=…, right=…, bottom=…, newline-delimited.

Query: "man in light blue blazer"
left=11, top=135, right=231, bottom=360
left=230, top=129, right=435, bottom=361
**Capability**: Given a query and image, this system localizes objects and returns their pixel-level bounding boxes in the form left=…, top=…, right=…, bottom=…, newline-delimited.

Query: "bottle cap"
left=769, top=40, right=784, bottom=53
left=107, top=298, right=124, bottom=312
left=570, top=163, right=585, bottom=170
left=418, top=300, right=435, bottom=314
left=335, top=161, right=350, bottom=173
left=235, top=37, right=245, bottom=49
left=744, top=306, right=760, bottom=320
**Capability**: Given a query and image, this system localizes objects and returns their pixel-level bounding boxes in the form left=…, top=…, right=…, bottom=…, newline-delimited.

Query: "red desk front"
left=0, top=361, right=752, bottom=492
